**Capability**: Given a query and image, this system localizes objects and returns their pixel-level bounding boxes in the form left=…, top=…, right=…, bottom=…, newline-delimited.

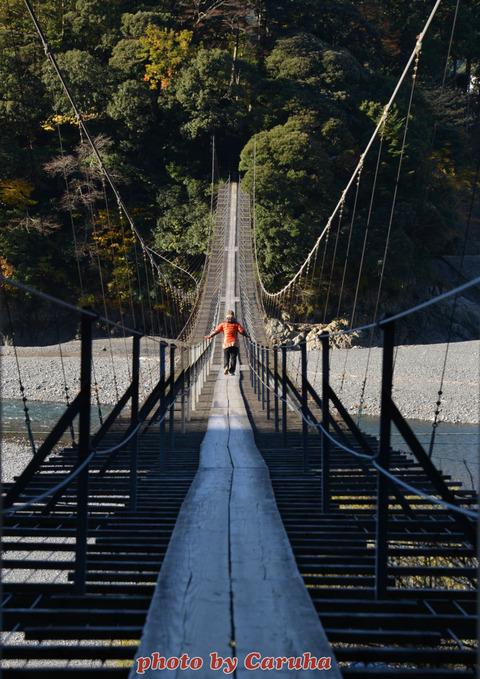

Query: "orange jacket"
left=213, top=321, right=247, bottom=348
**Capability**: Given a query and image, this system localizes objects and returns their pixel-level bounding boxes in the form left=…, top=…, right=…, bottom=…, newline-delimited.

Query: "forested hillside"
left=1, top=0, right=479, bottom=335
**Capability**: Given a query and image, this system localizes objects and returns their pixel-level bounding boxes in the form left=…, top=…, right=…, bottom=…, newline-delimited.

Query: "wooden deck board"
left=130, top=362, right=340, bottom=677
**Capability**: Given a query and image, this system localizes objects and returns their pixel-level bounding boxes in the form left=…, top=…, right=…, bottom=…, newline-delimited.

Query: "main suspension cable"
left=253, top=0, right=443, bottom=301
left=22, top=0, right=200, bottom=304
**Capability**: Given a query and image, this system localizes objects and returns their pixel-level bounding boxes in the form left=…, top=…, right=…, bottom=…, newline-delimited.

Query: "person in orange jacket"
left=205, top=310, right=249, bottom=375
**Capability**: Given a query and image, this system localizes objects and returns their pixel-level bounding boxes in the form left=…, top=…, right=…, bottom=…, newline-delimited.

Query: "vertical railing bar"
left=187, top=347, right=192, bottom=422
left=75, top=309, right=93, bottom=595
left=169, top=343, right=176, bottom=451
left=181, top=347, right=186, bottom=434
left=251, top=340, right=255, bottom=387
left=281, top=345, right=287, bottom=448
left=159, top=341, right=166, bottom=473
left=200, top=340, right=206, bottom=392
left=300, top=341, right=309, bottom=473
left=273, top=346, right=279, bottom=433
left=191, top=345, right=197, bottom=412
left=197, top=343, right=203, bottom=395
left=321, top=333, right=330, bottom=513
left=257, top=344, right=261, bottom=401
left=206, top=338, right=211, bottom=377
left=261, top=346, right=265, bottom=411
left=266, top=346, right=270, bottom=421
left=376, top=316, right=395, bottom=600
left=129, top=332, right=141, bottom=511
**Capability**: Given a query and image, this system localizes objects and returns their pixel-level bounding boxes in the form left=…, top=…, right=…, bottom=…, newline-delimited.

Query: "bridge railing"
left=184, top=180, right=230, bottom=343
left=237, top=182, right=267, bottom=345
left=244, top=318, right=477, bottom=598
left=2, top=299, right=214, bottom=594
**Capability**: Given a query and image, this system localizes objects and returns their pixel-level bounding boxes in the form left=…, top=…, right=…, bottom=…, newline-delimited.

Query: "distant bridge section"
left=188, top=181, right=267, bottom=346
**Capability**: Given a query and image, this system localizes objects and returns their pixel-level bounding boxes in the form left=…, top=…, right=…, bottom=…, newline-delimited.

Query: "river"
left=1, top=400, right=479, bottom=492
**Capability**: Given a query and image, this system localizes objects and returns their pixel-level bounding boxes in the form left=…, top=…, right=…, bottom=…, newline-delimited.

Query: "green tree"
left=240, top=116, right=334, bottom=279
left=107, top=80, right=157, bottom=140
left=170, top=48, right=258, bottom=138
left=154, top=178, right=212, bottom=288
left=64, top=0, right=129, bottom=52
left=44, top=49, right=110, bottom=115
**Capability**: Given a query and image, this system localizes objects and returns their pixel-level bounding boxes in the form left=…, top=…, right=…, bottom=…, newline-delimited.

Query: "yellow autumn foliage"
left=137, top=25, right=193, bottom=89
left=0, top=178, right=36, bottom=208
left=41, top=110, right=98, bottom=131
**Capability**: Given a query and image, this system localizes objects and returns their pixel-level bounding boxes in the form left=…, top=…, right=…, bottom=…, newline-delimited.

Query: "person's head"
left=226, top=310, right=235, bottom=322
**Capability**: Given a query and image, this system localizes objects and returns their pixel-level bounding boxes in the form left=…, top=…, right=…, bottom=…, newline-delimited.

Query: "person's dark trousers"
left=224, top=346, right=239, bottom=373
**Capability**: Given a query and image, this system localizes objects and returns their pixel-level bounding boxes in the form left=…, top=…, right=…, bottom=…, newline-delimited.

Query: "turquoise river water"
left=1, top=400, right=479, bottom=492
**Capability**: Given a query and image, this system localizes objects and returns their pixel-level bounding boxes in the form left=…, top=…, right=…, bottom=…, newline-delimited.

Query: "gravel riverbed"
left=1, top=337, right=170, bottom=406
left=1, top=338, right=479, bottom=484
left=1, top=338, right=478, bottom=421
left=287, top=339, right=480, bottom=424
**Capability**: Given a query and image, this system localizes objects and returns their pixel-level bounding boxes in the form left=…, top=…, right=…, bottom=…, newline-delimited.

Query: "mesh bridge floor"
left=239, top=367, right=478, bottom=679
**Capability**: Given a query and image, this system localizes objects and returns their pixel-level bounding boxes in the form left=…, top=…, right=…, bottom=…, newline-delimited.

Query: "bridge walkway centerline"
left=129, top=181, right=341, bottom=676
left=2, top=182, right=477, bottom=678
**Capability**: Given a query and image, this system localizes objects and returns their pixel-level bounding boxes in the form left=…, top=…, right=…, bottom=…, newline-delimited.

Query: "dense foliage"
left=1, top=0, right=479, bottom=328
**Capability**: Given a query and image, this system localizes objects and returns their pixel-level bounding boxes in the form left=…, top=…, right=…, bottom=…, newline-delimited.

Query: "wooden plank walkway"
left=130, top=180, right=341, bottom=676
left=2, top=181, right=476, bottom=677
left=130, top=365, right=340, bottom=677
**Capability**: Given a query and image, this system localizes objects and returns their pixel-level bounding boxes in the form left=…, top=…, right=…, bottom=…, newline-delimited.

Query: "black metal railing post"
left=159, top=341, right=167, bottom=473
left=187, top=346, right=192, bottom=423
left=257, top=344, right=261, bottom=401
left=300, top=341, right=309, bottom=473
left=129, top=332, right=141, bottom=511
left=181, top=347, right=186, bottom=434
left=321, top=333, right=330, bottom=512
left=250, top=342, right=257, bottom=394
left=248, top=340, right=253, bottom=387
left=273, top=346, right=279, bottom=433
left=75, top=310, right=93, bottom=595
left=281, top=345, right=287, bottom=448
left=261, top=346, right=265, bottom=410
left=169, top=343, right=176, bottom=450
left=376, top=316, right=395, bottom=599
left=266, top=346, right=270, bottom=420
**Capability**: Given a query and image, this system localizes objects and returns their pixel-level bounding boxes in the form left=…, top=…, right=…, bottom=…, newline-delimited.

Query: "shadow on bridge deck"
left=130, top=362, right=340, bottom=677
left=2, top=180, right=477, bottom=678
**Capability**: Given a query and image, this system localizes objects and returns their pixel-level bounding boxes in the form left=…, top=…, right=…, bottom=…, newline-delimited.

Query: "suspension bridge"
left=2, top=177, right=478, bottom=677
left=1, top=0, right=480, bottom=677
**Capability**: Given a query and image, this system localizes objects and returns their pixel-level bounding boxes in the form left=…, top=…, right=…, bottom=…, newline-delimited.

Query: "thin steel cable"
left=337, top=163, right=363, bottom=318
left=354, top=52, right=421, bottom=423
left=53, top=305, right=76, bottom=444
left=428, top=151, right=480, bottom=456
left=255, top=1, right=442, bottom=300
left=351, top=126, right=386, bottom=328
left=100, top=179, right=122, bottom=403
left=2, top=290, right=37, bottom=455
left=245, top=347, right=476, bottom=520
left=322, top=199, right=345, bottom=323
left=47, top=68, right=85, bottom=297
left=372, top=49, right=421, bottom=330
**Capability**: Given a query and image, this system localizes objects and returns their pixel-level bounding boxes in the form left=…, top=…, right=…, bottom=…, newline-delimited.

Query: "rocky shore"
left=287, top=339, right=480, bottom=425
left=1, top=337, right=478, bottom=488
left=0, top=337, right=171, bottom=406
left=1, top=336, right=478, bottom=423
